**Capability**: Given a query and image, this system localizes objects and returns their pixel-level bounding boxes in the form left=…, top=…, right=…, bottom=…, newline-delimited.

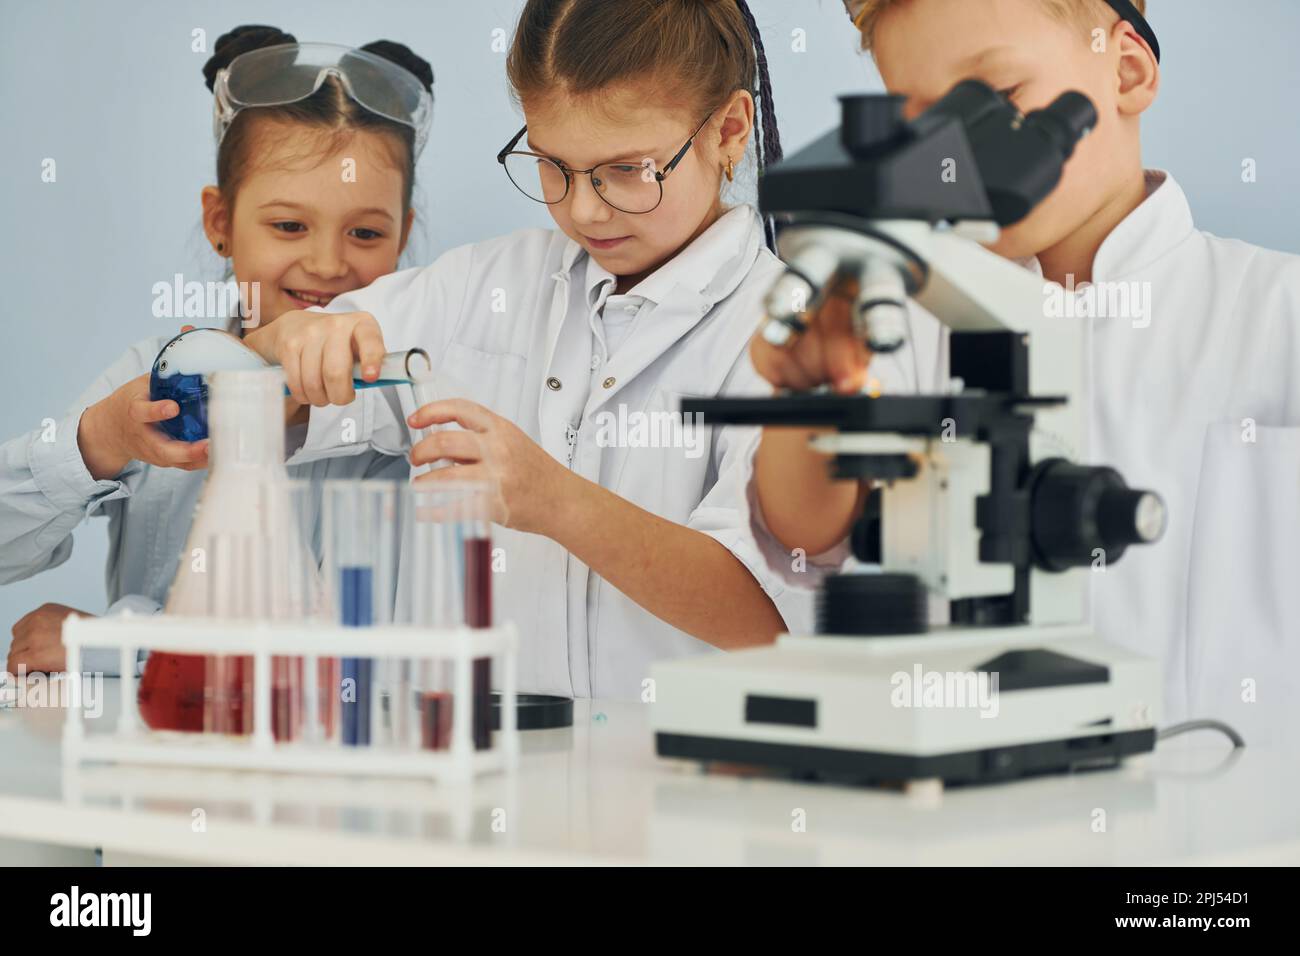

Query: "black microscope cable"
left=1157, top=719, right=1245, bottom=748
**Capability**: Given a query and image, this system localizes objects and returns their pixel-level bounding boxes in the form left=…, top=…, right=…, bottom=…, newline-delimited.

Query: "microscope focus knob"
left=1028, top=460, right=1167, bottom=571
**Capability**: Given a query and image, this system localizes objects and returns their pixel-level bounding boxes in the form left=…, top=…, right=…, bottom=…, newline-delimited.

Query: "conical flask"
left=137, top=369, right=316, bottom=734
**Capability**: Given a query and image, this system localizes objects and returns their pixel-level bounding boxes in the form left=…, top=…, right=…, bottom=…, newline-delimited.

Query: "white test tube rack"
left=60, top=613, right=518, bottom=783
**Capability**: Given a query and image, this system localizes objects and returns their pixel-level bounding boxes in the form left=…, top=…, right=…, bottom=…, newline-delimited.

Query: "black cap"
left=1103, top=0, right=1160, bottom=62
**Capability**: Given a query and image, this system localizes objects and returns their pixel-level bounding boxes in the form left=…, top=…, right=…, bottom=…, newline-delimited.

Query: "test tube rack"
left=60, top=613, right=518, bottom=783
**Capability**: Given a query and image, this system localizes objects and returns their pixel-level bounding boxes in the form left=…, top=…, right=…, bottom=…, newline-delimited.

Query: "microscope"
left=651, top=81, right=1167, bottom=786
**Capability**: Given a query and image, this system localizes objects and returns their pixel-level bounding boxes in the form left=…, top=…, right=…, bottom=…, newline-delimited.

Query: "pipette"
left=150, top=327, right=432, bottom=442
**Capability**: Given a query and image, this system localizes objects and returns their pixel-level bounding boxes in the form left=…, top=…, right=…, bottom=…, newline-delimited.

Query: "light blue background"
left=2, top=0, right=1298, bottom=645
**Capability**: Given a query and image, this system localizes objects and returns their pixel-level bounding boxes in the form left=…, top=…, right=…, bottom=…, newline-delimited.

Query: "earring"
left=725, top=158, right=735, bottom=182
left=216, top=242, right=226, bottom=254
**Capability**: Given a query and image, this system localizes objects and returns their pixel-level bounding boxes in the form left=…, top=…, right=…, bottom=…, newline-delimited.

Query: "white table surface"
left=1, top=677, right=1297, bottom=866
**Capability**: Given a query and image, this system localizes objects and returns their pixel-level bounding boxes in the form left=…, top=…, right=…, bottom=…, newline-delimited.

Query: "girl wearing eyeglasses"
left=1, top=25, right=431, bottom=683
left=249, top=0, right=815, bottom=699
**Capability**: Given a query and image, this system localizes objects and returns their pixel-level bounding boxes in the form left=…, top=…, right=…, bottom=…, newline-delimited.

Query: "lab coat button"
left=546, top=377, right=563, bottom=391
left=602, top=376, right=616, bottom=389
left=589, top=355, right=600, bottom=370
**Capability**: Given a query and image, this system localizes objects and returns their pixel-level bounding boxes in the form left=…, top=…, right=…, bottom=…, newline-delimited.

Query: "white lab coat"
left=288, top=207, right=816, bottom=699
left=1082, top=172, right=1300, bottom=747
left=753, top=171, right=1300, bottom=746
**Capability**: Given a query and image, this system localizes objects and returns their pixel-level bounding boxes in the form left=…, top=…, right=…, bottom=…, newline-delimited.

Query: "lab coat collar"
left=1016, top=169, right=1195, bottom=283
left=1092, top=169, right=1194, bottom=282
left=545, top=207, right=764, bottom=408
left=547, top=206, right=758, bottom=351
left=560, top=229, right=586, bottom=275
left=592, top=206, right=764, bottom=405
left=584, top=255, right=616, bottom=312
left=570, top=204, right=764, bottom=305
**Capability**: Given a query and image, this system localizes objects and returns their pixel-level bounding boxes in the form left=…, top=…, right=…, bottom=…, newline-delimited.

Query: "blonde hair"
left=850, top=0, right=1149, bottom=53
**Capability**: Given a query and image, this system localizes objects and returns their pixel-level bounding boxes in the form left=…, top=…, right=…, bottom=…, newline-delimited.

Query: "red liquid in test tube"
left=420, top=690, right=453, bottom=749
left=272, top=657, right=304, bottom=742
left=465, top=535, right=492, bottom=751
left=318, top=657, right=341, bottom=740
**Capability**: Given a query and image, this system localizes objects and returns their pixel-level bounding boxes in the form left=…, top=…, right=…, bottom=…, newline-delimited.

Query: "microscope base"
left=656, top=727, right=1155, bottom=786
left=651, top=626, right=1161, bottom=787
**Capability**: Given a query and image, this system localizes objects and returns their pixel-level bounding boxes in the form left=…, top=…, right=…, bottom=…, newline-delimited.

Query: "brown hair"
left=506, top=0, right=783, bottom=244
left=204, top=26, right=434, bottom=215
left=851, top=0, right=1149, bottom=54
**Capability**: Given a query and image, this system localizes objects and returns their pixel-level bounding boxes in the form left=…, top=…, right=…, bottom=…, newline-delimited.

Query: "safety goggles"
left=842, top=0, right=1160, bottom=62
left=212, top=42, right=434, bottom=156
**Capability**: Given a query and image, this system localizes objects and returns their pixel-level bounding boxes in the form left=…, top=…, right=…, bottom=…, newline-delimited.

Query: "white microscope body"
left=652, top=84, right=1165, bottom=785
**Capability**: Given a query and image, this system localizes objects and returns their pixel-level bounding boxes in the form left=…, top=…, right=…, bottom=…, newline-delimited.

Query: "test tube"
left=201, top=532, right=255, bottom=736
left=407, top=371, right=450, bottom=748
left=409, top=369, right=441, bottom=480
left=319, top=488, right=341, bottom=746
left=200, top=533, right=228, bottom=736
left=300, top=477, right=335, bottom=745
left=267, top=480, right=320, bottom=743
left=317, top=656, right=341, bottom=742
left=236, top=534, right=258, bottom=736
left=405, top=481, right=494, bottom=751
left=461, top=500, right=494, bottom=752
left=409, top=365, right=478, bottom=478
left=340, top=562, right=373, bottom=747
left=408, top=362, right=447, bottom=738
left=371, top=485, right=402, bottom=748
left=338, top=493, right=373, bottom=748
left=401, top=484, right=459, bottom=751
left=325, top=481, right=401, bottom=748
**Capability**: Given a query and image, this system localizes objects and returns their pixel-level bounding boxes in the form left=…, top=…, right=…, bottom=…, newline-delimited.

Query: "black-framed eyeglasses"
left=496, top=110, right=716, bottom=214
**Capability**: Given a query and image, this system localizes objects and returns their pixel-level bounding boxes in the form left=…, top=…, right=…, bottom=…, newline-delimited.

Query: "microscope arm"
left=882, top=222, right=1088, bottom=465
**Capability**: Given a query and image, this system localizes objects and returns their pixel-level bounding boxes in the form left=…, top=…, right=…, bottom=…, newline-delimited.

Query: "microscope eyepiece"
left=1024, top=92, right=1097, bottom=162
left=839, top=94, right=909, bottom=158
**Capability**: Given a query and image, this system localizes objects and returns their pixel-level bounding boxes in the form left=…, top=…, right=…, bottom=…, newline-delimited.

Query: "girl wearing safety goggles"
left=1, top=25, right=432, bottom=684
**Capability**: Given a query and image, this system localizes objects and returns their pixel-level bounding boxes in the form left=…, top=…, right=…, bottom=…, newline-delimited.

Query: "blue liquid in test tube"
left=340, top=566, right=373, bottom=746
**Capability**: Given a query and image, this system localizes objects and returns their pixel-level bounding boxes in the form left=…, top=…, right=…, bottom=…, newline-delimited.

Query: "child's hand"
left=78, top=374, right=209, bottom=480
left=7, top=603, right=94, bottom=674
left=749, top=277, right=873, bottom=394
left=244, top=310, right=387, bottom=407
left=407, top=398, right=573, bottom=536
